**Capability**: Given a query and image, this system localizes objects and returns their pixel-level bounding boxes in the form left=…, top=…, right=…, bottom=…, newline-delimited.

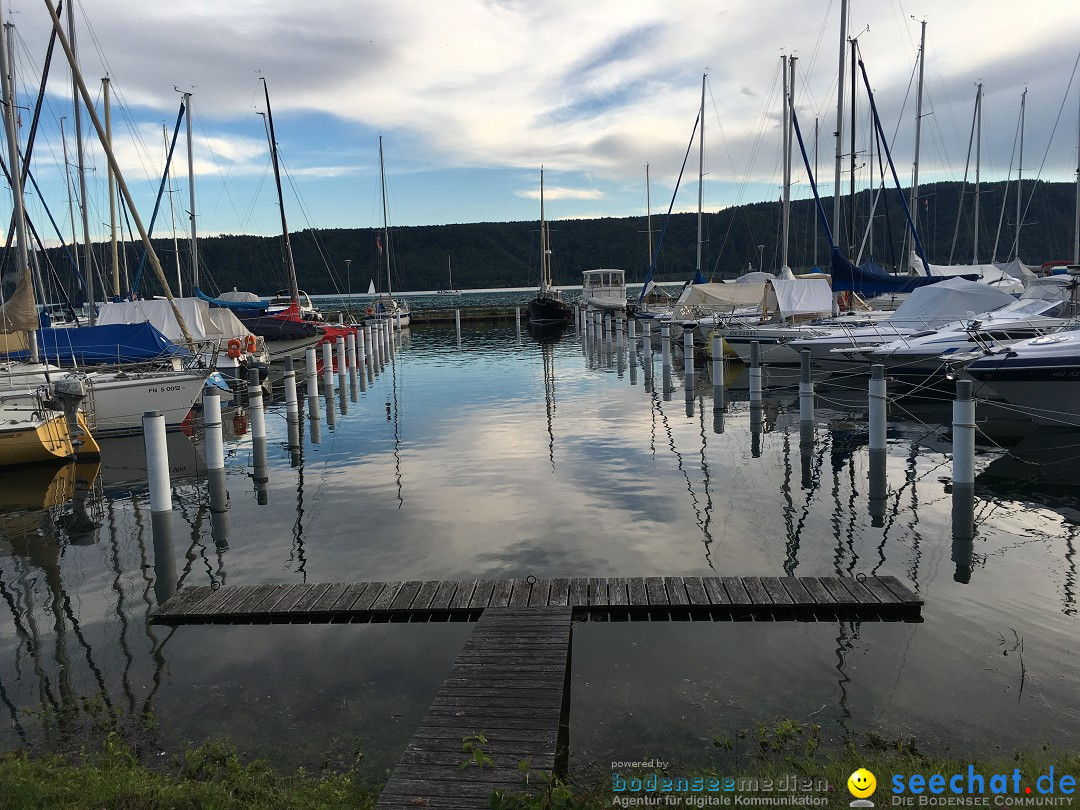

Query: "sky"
left=3, top=0, right=1080, bottom=245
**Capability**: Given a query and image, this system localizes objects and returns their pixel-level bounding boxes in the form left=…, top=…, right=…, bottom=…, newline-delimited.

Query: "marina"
left=2, top=312, right=1078, bottom=790
left=1, top=0, right=1079, bottom=801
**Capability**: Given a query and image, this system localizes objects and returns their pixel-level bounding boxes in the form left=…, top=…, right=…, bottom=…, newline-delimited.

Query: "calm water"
left=1, top=315, right=1078, bottom=783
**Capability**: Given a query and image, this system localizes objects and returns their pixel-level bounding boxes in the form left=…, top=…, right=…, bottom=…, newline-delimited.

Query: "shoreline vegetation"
left=3, top=721, right=1077, bottom=809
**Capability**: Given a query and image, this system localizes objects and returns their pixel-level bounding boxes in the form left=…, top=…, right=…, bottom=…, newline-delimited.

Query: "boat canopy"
left=8, top=322, right=187, bottom=364
left=764, top=278, right=833, bottom=319
left=98, top=298, right=253, bottom=343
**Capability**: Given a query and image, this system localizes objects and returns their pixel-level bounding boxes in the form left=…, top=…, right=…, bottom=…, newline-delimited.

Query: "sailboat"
left=366, top=136, right=412, bottom=326
left=437, top=256, right=461, bottom=295
left=525, top=168, right=572, bottom=326
left=216, top=79, right=350, bottom=361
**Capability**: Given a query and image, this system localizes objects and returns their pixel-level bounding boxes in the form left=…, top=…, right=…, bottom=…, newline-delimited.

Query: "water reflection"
left=1, top=323, right=1079, bottom=781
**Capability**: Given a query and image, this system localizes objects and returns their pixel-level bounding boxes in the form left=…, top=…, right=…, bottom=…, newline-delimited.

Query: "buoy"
left=226, top=338, right=242, bottom=359
left=244, top=334, right=257, bottom=354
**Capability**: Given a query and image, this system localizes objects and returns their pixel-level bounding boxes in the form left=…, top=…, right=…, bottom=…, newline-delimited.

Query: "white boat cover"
left=734, top=272, right=773, bottom=284
left=763, top=278, right=833, bottom=319
left=909, top=251, right=1026, bottom=294
left=97, top=298, right=251, bottom=343
left=217, top=289, right=264, bottom=303
left=674, top=281, right=766, bottom=312
left=995, top=257, right=1037, bottom=281
left=887, top=277, right=1016, bottom=326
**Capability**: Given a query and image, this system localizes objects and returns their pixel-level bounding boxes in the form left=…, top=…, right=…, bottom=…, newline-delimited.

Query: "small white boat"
left=581, top=268, right=627, bottom=311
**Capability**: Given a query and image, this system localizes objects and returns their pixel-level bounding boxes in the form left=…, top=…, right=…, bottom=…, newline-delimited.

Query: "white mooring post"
left=869, top=364, right=887, bottom=452
left=749, top=341, right=762, bottom=406
left=953, top=379, right=975, bottom=486
left=322, top=341, right=335, bottom=397
left=283, top=357, right=299, bottom=425
left=143, top=411, right=171, bottom=513
left=202, top=386, right=225, bottom=470
left=247, top=368, right=266, bottom=442
left=711, top=333, right=725, bottom=410
left=305, top=347, right=319, bottom=397
left=347, top=331, right=358, bottom=372
left=336, top=336, right=347, bottom=385
left=643, top=318, right=653, bottom=367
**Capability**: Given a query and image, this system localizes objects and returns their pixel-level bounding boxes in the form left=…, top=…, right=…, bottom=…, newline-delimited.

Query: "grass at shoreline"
left=2, top=724, right=1078, bottom=809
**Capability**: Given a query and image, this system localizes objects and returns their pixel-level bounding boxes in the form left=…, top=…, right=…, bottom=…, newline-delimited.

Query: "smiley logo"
left=848, top=768, right=877, bottom=799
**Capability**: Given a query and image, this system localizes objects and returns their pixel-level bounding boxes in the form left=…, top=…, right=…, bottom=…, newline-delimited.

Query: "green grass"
left=0, top=735, right=378, bottom=810
left=2, top=722, right=1078, bottom=810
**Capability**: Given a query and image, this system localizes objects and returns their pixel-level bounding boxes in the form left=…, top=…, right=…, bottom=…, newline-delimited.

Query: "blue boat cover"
left=830, top=250, right=976, bottom=295
left=7, top=322, right=189, bottom=364
left=194, top=286, right=267, bottom=312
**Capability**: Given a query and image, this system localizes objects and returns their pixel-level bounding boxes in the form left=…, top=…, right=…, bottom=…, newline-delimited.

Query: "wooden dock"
left=376, top=606, right=572, bottom=809
left=152, top=575, right=922, bottom=624
left=153, top=576, right=921, bottom=807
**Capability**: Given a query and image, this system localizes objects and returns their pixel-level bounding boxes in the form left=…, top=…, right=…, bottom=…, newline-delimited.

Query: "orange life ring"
left=367, top=307, right=374, bottom=316
left=244, top=334, right=258, bottom=354
left=226, top=338, right=243, bottom=359
left=232, top=413, right=248, bottom=436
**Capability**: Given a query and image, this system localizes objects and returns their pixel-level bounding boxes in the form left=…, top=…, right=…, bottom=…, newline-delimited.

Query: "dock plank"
left=378, top=606, right=572, bottom=809
left=154, top=576, right=921, bottom=625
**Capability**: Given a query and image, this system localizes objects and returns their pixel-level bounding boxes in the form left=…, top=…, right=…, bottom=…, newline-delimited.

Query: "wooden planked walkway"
left=153, top=575, right=922, bottom=624
left=376, top=607, right=572, bottom=809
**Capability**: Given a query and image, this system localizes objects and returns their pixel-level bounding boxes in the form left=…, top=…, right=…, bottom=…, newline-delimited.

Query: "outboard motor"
left=52, top=373, right=92, bottom=451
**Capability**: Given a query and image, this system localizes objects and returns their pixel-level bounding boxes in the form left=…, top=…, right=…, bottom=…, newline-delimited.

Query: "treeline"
left=14, top=180, right=1079, bottom=302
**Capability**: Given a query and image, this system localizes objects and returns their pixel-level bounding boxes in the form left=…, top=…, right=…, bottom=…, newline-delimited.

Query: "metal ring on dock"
left=526, top=575, right=537, bottom=585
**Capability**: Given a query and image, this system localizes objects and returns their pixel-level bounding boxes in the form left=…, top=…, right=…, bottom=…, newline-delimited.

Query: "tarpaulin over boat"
left=883, top=277, right=1016, bottom=327
left=831, top=249, right=966, bottom=295
left=763, top=278, right=834, bottom=319
left=11, top=322, right=187, bottom=364
left=98, top=298, right=253, bottom=343
left=194, top=286, right=266, bottom=312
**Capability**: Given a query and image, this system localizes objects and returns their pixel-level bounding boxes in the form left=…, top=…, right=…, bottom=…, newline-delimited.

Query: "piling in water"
left=306, top=347, right=319, bottom=397
left=143, top=411, right=171, bottom=513
left=869, top=364, right=887, bottom=452
left=711, top=334, right=725, bottom=411
left=749, top=341, right=762, bottom=406
left=953, top=379, right=975, bottom=486
left=248, top=368, right=266, bottom=442
left=202, top=387, right=225, bottom=471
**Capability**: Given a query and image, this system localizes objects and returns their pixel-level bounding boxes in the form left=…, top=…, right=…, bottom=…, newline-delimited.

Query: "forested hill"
left=21, top=179, right=1080, bottom=300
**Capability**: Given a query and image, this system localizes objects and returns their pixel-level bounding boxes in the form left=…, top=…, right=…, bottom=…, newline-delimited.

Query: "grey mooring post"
left=799, top=349, right=814, bottom=445
left=869, top=364, right=887, bottom=452
left=749, top=341, right=762, bottom=406
left=711, top=333, right=725, bottom=410
left=202, top=386, right=225, bottom=470
left=247, top=368, right=266, bottom=443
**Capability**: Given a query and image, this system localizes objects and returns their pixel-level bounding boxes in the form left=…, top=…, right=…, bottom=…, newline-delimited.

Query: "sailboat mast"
left=646, top=162, right=653, bottom=267
left=379, top=135, right=393, bottom=296
left=261, top=78, right=299, bottom=303
left=1075, top=80, right=1080, bottom=265
left=782, top=55, right=796, bottom=271
left=909, top=18, right=927, bottom=235
left=185, top=91, right=198, bottom=288
left=696, top=72, right=705, bottom=277
left=540, top=167, right=549, bottom=291
left=67, top=0, right=94, bottom=323
left=974, top=82, right=983, bottom=264
left=0, top=8, right=37, bottom=360
left=1013, top=88, right=1026, bottom=261
left=104, top=76, right=119, bottom=298
left=43, top=0, right=195, bottom=346
left=832, top=0, right=849, bottom=248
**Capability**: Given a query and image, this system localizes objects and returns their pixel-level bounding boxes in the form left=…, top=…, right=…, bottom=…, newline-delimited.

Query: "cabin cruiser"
left=955, top=329, right=1080, bottom=426
left=581, top=269, right=628, bottom=312
left=841, top=276, right=1077, bottom=386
